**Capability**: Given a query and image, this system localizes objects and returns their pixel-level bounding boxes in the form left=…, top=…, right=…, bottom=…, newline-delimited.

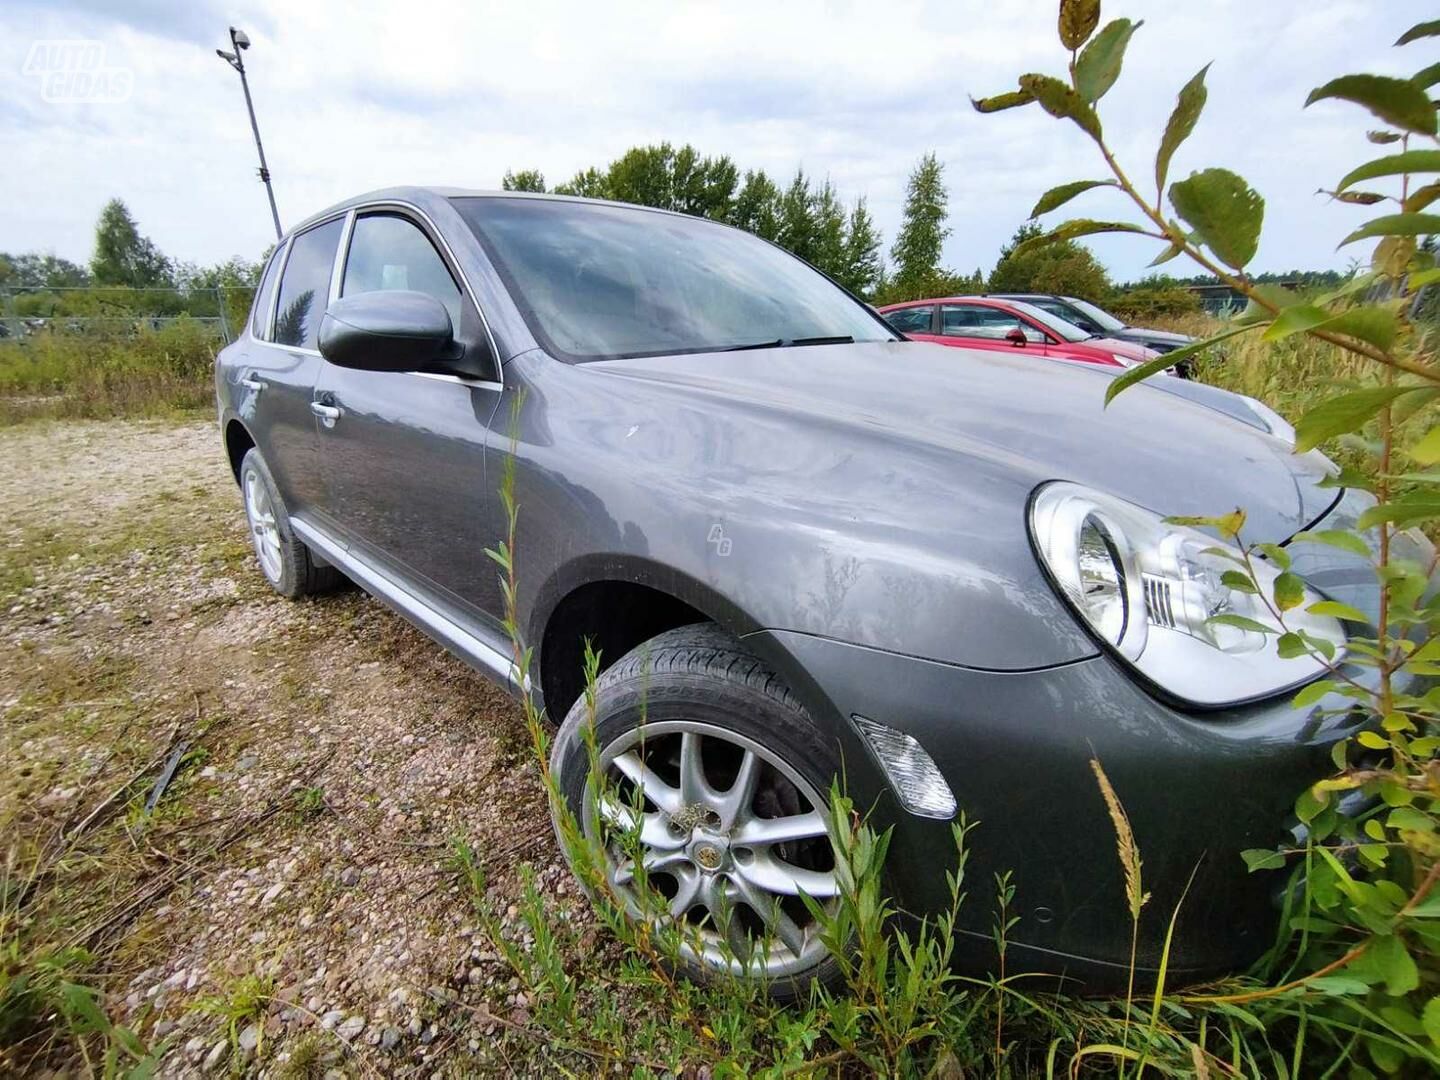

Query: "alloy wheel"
left=585, top=720, right=840, bottom=979
left=243, top=467, right=283, bottom=584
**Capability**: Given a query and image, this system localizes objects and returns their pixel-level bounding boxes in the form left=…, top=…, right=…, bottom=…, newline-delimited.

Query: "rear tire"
left=550, top=623, right=848, bottom=1002
left=239, top=448, right=341, bottom=599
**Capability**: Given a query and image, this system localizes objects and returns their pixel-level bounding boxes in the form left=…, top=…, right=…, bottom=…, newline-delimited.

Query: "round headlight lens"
left=1077, top=515, right=1127, bottom=644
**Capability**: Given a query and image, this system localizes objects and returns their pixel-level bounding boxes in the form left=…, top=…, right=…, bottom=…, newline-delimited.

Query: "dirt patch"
left=1, top=420, right=589, bottom=1076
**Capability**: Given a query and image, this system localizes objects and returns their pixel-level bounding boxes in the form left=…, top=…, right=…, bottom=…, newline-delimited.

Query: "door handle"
left=310, top=402, right=341, bottom=421
left=239, top=376, right=265, bottom=392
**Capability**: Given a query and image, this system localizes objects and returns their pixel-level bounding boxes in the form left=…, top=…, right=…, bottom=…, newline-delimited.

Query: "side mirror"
left=1005, top=327, right=1028, bottom=347
left=318, top=291, right=453, bottom=372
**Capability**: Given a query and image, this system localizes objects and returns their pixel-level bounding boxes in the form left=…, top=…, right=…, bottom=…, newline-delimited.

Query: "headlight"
left=1031, top=482, right=1346, bottom=707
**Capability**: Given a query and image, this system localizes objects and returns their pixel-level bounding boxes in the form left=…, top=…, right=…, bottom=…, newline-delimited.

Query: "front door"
left=312, top=210, right=505, bottom=625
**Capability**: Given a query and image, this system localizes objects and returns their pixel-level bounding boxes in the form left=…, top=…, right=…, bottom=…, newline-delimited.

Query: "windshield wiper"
left=789, top=335, right=854, bottom=346
left=718, top=335, right=855, bottom=351
left=720, top=339, right=784, bottom=351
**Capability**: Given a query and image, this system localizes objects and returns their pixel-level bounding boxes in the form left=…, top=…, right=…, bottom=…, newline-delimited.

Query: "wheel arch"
left=223, top=417, right=256, bottom=485
left=531, top=555, right=769, bottom=723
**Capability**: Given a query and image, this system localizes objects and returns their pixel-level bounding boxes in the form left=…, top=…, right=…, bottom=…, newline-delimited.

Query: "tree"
left=0, top=252, right=90, bottom=288
left=987, top=222, right=1112, bottom=298
left=811, top=181, right=847, bottom=279
left=90, top=198, right=171, bottom=287
left=502, top=169, right=546, bottom=192
left=777, top=171, right=818, bottom=264
left=731, top=170, right=782, bottom=241
left=889, top=153, right=950, bottom=300
left=553, top=167, right=611, bottom=199
left=836, top=199, right=882, bottom=297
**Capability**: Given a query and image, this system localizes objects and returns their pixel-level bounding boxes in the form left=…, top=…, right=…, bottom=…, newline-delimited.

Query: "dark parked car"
left=217, top=187, right=1426, bottom=996
left=991, top=292, right=1194, bottom=355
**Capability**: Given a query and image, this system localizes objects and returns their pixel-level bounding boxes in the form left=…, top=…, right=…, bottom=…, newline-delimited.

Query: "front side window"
left=342, top=213, right=463, bottom=329
left=250, top=245, right=284, bottom=340
left=453, top=197, right=894, bottom=362
left=273, top=217, right=343, bottom=350
left=885, top=305, right=934, bottom=334
left=941, top=304, right=1045, bottom=343
left=1065, top=297, right=1127, bottom=333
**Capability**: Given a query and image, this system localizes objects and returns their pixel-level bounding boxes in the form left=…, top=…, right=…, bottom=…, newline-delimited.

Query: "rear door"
left=312, top=208, right=504, bottom=624
left=239, top=216, right=345, bottom=513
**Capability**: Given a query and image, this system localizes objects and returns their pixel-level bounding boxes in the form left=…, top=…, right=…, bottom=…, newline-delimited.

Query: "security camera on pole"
left=216, top=27, right=282, bottom=240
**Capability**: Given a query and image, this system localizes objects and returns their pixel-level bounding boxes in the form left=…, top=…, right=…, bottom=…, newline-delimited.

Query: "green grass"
left=0, top=322, right=218, bottom=424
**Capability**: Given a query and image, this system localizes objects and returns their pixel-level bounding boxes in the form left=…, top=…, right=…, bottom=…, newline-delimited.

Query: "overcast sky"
left=1, top=1, right=1433, bottom=283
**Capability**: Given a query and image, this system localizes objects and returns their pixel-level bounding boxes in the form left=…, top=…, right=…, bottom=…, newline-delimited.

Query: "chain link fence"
left=0, top=285, right=258, bottom=345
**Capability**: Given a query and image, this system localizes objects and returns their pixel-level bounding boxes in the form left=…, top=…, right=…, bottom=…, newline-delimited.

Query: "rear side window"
left=250, top=246, right=284, bottom=340
left=342, top=213, right=462, bottom=329
left=885, top=305, right=934, bottom=333
left=273, top=217, right=343, bottom=350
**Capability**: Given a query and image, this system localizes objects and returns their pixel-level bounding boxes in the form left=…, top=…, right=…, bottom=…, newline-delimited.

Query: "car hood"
left=1115, top=326, right=1193, bottom=347
left=597, top=339, right=1333, bottom=541
left=1088, top=335, right=1158, bottom=363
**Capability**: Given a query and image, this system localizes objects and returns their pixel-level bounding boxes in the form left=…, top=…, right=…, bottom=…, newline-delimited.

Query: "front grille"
left=1143, top=574, right=1176, bottom=628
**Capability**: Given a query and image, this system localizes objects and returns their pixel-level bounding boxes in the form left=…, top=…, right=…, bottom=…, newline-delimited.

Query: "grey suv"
left=217, top=188, right=1424, bottom=994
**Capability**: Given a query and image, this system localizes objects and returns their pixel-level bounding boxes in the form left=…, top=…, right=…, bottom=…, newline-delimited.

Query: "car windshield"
left=1063, top=296, right=1126, bottom=332
left=1003, top=299, right=1092, bottom=342
left=453, top=197, right=895, bottom=362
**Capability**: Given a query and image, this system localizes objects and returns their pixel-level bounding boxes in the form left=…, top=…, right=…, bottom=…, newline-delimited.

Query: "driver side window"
left=342, top=213, right=463, bottom=330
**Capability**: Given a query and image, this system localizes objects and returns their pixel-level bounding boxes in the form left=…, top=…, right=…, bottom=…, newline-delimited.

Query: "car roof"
left=283, top=185, right=703, bottom=241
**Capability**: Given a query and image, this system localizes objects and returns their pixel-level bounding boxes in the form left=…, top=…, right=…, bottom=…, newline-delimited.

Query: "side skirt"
left=290, top=516, right=528, bottom=694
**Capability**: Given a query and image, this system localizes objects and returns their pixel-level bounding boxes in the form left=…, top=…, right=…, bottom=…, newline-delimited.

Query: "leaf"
left=1156, top=65, right=1211, bottom=194
left=1148, top=240, right=1184, bottom=266
left=1369, top=933, right=1420, bottom=996
left=1322, top=306, right=1400, bottom=351
left=1029, top=179, right=1117, bottom=219
left=1413, top=61, right=1440, bottom=91
left=1411, top=425, right=1440, bottom=465
left=1011, top=218, right=1148, bottom=259
left=1273, top=572, right=1305, bottom=612
left=1262, top=303, right=1331, bottom=341
left=1358, top=496, right=1440, bottom=530
left=1167, top=509, right=1246, bottom=536
left=1074, top=18, right=1142, bottom=102
left=1306, top=74, right=1438, bottom=136
left=1104, top=321, right=1260, bottom=403
left=1422, top=995, right=1440, bottom=1045
left=971, top=89, right=1034, bottom=114
left=1220, top=569, right=1258, bottom=594
left=1169, top=168, right=1264, bottom=269
left=1320, top=189, right=1387, bottom=205
left=1293, top=386, right=1427, bottom=453
left=1277, top=632, right=1308, bottom=658
left=1397, top=19, right=1440, bottom=46
left=1209, top=613, right=1275, bottom=635
left=1241, top=848, right=1286, bottom=872
left=1057, top=0, right=1101, bottom=50
left=1290, top=529, right=1374, bottom=556
left=1308, top=599, right=1369, bottom=623
left=1309, top=975, right=1372, bottom=996
left=1368, top=130, right=1403, bottom=144
left=1018, top=73, right=1102, bottom=140
left=1337, top=150, right=1440, bottom=192
left=1404, top=181, right=1440, bottom=212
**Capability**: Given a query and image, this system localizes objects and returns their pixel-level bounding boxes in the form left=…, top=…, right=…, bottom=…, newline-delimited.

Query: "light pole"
left=216, top=27, right=282, bottom=240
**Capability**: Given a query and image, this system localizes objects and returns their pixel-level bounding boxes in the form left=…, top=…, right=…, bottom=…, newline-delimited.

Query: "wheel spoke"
left=731, top=873, right=808, bottom=957
left=739, top=849, right=839, bottom=898
left=678, top=732, right=715, bottom=804
left=715, top=748, right=760, bottom=830
left=667, top=866, right=703, bottom=917
left=613, top=847, right=690, bottom=886
left=597, top=799, right=684, bottom=851
left=733, top=810, right=827, bottom=847
left=611, top=752, right=682, bottom=814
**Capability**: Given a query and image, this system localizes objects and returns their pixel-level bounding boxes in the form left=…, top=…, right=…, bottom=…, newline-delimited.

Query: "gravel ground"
left=1, top=419, right=598, bottom=1077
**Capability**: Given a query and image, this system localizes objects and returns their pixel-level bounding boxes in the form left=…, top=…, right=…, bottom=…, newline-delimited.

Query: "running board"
left=290, top=516, right=529, bottom=694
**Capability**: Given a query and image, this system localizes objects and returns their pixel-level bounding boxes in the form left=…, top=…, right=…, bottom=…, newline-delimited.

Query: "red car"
left=878, top=296, right=1160, bottom=369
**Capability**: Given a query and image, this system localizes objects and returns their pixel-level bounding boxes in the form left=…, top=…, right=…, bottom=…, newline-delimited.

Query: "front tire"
left=550, top=623, right=847, bottom=1001
left=239, top=448, right=341, bottom=599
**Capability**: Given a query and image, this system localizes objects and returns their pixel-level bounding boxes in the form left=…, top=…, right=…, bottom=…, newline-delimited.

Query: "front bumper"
left=749, top=626, right=1403, bottom=988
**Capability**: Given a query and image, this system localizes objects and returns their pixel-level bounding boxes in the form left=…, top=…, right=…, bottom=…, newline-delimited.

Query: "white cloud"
left=0, top=0, right=1433, bottom=283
